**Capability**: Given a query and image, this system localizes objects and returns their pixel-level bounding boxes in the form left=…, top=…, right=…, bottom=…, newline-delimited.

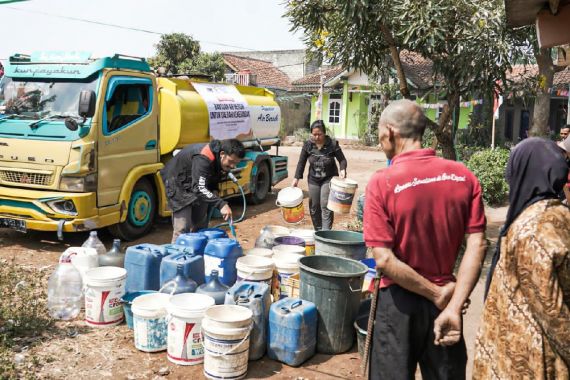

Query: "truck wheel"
left=247, top=162, right=270, bottom=205
left=109, top=178, right=156, bottom=241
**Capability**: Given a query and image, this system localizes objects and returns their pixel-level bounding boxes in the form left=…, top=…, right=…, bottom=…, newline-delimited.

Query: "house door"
left=327, top=97, right=342, bottom=137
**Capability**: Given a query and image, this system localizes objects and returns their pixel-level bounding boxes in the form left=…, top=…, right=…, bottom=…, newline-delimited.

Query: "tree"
left=148, top=33, right=226, bottom=81
left=286, top=0, right=523, bottom=159
left=148, top=33, right=200, bottom=75
left=181, top=52, right=226, bottom=82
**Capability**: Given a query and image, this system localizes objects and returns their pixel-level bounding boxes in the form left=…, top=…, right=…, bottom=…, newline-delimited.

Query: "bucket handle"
left=275, top=200, right=282, bottom=207
left=290, top=300, right=303, bottom=310
left=201, top=322, right=253, bottom=358
left=348, top=281, right=362, bottom=293
left=158, top=280, right=178, bottom=296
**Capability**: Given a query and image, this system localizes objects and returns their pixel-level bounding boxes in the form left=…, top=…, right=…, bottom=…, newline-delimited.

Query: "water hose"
left=212, top=172, right=247, bottom=231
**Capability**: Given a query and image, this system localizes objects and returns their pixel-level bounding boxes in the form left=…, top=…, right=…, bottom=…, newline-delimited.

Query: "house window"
left=328, top=99, right=341, bottom=124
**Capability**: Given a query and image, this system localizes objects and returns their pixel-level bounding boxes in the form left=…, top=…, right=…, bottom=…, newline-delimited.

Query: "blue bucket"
left=121, top=291, right=157, bottom=329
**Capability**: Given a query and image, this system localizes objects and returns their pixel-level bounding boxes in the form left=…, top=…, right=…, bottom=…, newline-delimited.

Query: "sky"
left=0, top=0, right=306, bottom=63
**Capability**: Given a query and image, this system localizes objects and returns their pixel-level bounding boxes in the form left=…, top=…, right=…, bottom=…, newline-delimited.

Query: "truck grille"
left=0, top=169, right=54, bottom=186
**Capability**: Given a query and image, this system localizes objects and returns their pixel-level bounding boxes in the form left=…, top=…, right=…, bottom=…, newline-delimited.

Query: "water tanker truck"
left=0, top=52, right=288, bottom=240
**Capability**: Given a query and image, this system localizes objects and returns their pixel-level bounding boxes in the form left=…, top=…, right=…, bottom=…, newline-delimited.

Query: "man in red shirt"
left=364, top=99, right=487, bottom=379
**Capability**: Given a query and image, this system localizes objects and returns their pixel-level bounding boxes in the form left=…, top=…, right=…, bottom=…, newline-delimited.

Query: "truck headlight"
left=46, top=199, right=78, bottom=216
left=59, top=173, right=97, bottom=192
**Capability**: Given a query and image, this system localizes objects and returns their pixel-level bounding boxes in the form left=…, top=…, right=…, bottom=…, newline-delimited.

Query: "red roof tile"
left=290, top=66, right=345, bottom=91
left=223, top=54, right=291, bottom=90
left=506, top=64, right=570, bottom=89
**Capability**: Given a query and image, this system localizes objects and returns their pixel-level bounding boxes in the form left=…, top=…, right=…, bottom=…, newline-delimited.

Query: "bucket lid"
left=85, top=266, right=127, bottom=285
left=331, top=176, right=359, bottom=188
left=314, top=230, right=365, bottom=245
left=121, top=291, right=157, bottom=305
left=131, top=293, right=171, bottom=318
left=167, top=293, right=215, bottom=317
left=204, top=305, right=253, bottom=324
left=245, top=248, right=273, bottom=257
left=272, top=244, right=306, bottom=256
left=273, top=253, right=301, bottom=272
left=277, top=187, right=303, bottom=207
left=236, top=255, right=275, bottom=271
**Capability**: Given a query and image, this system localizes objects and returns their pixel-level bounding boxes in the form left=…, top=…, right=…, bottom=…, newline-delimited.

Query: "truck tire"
left=108, top=178, right=156, bottom=241
left=247, top=162, right=270, bottom=205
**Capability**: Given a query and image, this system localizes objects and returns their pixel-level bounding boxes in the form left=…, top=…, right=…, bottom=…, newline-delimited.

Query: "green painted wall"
left=309, top=87, right=476, bottom=139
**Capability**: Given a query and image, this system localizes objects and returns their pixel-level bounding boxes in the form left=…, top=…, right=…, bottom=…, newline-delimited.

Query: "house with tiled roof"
left=223, top=54, right=291, bottom=92
left=222, top=52, right=315, bottom=136
left=496, top=62, right=570, bottom=143
left=289, top=51, right=479, bottom=140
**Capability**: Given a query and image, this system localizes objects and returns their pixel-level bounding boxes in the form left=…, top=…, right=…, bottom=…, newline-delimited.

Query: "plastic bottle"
left=195, top=270, right=229, bottom=305
left=81, top=231, right=106, bottom=256
left=47, top=252, right=83, bottom=320
left=99, top=239, right=126, bottom=267
left=160, top=264, right=198, bottom=295
left=255, top=227, right=275, bottom=249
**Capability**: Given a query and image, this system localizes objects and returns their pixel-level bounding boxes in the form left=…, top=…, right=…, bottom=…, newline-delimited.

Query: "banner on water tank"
left=192, top=82, right=251, bottom=140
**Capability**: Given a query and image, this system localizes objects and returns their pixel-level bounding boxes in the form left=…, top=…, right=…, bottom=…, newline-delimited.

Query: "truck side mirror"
left=78, top=90, right=96, bottom=118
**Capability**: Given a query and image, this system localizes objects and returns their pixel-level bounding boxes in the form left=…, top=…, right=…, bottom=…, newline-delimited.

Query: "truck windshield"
left=0, top=75, right=98, bottom=119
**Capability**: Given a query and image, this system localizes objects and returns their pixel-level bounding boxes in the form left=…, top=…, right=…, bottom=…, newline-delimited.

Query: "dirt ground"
left=0, top=145, right=505, bottom=379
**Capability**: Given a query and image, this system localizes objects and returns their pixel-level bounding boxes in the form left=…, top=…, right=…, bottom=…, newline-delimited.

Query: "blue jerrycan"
left=124, top=244, right=168, bottom=292
left=225, top=281, right=270, bottom=361
left=268, top=298, right=317, bottom=366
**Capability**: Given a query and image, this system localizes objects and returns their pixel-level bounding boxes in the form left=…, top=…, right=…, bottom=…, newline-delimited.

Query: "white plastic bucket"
left=236, top=256, right=275, bottom=284
left=67, top=247, right=99, bottom=284
left=167, top=293, right=216, bottom=365
left=202, top=305, right=253, bottom=380
left=327, top=177, right=358, bottom=214
left=290, top=229, right=316, bottom=256
left=273, top=254, right=301, bottom=300
left=84, top=266, right=127, bottom=327
left=132, top=293, right=171, bottom=352
left=245, top=248, right=273, bottom=258
left=276, top=187, right=304, bottom=224
left=272, top=244, right=306, bottom=256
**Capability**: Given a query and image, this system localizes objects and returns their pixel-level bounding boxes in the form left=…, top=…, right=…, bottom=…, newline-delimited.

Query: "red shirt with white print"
left=364, top=149, right=486, bottom=288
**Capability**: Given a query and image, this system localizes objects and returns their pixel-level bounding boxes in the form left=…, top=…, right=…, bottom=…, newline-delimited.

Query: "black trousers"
left=369, top=285, right=467, bottom=380
left=308, top=178, right=333, bottom=230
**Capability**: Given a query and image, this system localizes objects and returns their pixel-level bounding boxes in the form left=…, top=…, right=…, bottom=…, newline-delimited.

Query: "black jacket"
left=294, top=136, right=348, bottom=185
left=160, top=141, right=228, bottom=212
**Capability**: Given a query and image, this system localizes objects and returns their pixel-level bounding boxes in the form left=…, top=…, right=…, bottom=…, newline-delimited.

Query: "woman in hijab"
left=473, top=138, right=570, bottom=379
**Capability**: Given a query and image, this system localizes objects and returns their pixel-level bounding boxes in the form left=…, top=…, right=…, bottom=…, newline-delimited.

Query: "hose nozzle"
left=228, top=172, right=238, bottom=183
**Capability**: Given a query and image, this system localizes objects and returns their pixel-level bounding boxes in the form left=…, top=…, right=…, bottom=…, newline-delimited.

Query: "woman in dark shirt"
left=292, top=120, right=348, bottom=230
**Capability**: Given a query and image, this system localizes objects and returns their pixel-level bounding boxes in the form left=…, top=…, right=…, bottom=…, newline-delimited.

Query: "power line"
left=4, top=6, right=258, bottom=51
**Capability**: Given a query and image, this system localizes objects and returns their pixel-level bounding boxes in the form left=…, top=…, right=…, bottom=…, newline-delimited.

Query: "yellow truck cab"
left=0, top=52, right=288, bottom=240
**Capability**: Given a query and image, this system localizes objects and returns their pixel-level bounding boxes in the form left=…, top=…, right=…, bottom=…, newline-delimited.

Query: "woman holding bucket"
left=292, top=120, right=347, bottom=230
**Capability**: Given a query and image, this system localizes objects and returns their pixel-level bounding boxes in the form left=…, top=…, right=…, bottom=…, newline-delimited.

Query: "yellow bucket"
left=276, top=187, right=305, bottom=224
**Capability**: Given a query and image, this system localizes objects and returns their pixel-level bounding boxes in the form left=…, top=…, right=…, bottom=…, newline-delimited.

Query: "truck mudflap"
left=0, top=187, right=119, bottom=234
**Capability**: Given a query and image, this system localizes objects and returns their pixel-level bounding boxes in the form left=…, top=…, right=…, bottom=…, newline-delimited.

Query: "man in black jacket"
left=160, top=139, right=245, bottom=243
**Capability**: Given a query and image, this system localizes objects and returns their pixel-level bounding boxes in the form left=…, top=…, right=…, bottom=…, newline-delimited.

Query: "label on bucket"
left=274, top=272, right=299, bottom=299
left=85, top=283, right=125, bottom=327
left=203, top=332, right=250, bottom=379
left=236, top=274, right=272, bottom=286
left=328, top=188, right=354, bottom=214
left=167, top=318, right=205, bottom=365
left=204, top=256, right=224, bottom=277
left=134, top=315, right=168, bottom=352
left=280, top=203, right=304, bottom=224
left=305, top=243, right=315, bottom=256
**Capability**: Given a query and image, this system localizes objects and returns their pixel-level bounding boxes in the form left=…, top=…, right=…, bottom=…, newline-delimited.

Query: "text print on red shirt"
left=394, top=173, right=467, bottom=194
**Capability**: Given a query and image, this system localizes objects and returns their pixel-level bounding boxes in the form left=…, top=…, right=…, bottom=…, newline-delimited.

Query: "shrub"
left=293, top=127, right=310, bottom=143
left=467, top=148, right=510, bottom=206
